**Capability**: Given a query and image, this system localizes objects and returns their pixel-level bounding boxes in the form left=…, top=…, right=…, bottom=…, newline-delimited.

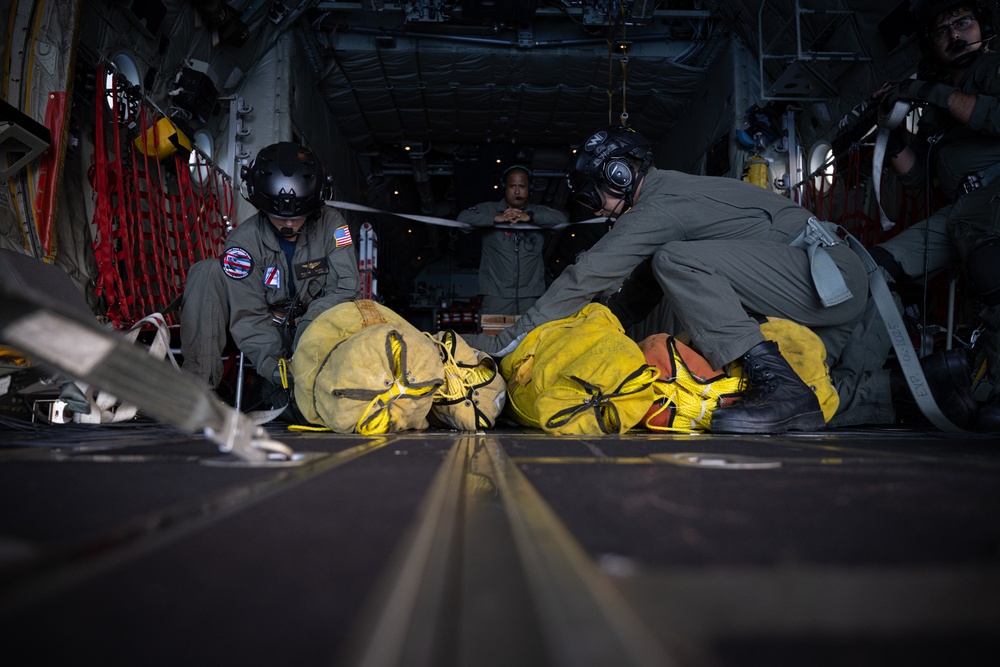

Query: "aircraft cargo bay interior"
left=2, top=1, right=999, bottom=665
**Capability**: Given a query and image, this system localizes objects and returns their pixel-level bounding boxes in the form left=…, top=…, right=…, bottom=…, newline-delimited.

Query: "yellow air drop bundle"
left=499, top=303, right=658, bottom=434
left=292, top=300, right=444, bottom=434
left=427, top=330, right=507, bottom=431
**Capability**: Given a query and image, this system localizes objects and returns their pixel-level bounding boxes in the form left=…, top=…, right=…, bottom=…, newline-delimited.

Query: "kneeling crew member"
left=181, top=141, right=360, bottom=392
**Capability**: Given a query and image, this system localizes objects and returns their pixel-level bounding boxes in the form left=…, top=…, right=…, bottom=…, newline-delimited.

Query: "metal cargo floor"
left=1, top=422, right=998, bottom=666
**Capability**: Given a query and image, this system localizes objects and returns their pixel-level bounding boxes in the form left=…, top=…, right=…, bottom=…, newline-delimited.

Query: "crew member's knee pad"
left=966, top=239, right=1000, bottom=307
left=869, top=245, right=904, bottom=283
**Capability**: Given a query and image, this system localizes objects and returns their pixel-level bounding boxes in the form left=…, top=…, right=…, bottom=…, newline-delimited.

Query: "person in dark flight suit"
left=872, top=0, right=1000, bottom=431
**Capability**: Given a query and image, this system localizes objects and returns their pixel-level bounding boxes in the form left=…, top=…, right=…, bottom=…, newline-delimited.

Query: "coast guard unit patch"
left=221, top=247, right=253, bottom=279
left=263, top=265, right=281, bottom=288
left=334, top=225, right=353, bottom=248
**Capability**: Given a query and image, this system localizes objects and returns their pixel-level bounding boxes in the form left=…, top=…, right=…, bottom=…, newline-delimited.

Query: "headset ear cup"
left=604, top=158, right=633, bottom=189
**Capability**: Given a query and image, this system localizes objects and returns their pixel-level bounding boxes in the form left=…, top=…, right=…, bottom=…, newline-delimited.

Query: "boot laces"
left=740, top=360, right=778, bottom=405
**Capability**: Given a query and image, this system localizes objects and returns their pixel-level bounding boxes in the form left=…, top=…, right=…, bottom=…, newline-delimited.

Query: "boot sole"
left=711, top=409, right=827, bottom=435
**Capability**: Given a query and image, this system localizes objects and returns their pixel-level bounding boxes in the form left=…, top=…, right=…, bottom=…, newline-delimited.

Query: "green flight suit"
left=458, top=199, right=567, bottom=315
left=465, top=168, right=868, bottom=377
left=180, top=207, right=360, bottom=385
left=475, top=168, right=868, bottom=365
left=877, top=50, right=1000, bottom=399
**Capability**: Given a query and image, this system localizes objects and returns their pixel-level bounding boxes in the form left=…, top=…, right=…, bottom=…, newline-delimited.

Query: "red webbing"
left=33, top=91, right=68, bottom=258
left=91, top=65, right=130, bottom=325
left=89, top=68, right=233, bottom=329
left=797, top=145, right=935, bottom=251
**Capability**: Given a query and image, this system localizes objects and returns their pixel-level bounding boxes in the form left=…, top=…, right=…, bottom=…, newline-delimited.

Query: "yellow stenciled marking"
left=288, top=424, right=332, bottom=432
left=512, top=454, right=849, bottom=466
left=512, top=457, right=653, bottom=465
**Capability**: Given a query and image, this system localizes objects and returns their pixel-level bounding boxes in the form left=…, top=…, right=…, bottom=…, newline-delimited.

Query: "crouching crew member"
left=464, top=125, right=870, bottom=434
left=180, top=141, right=360, bottom=394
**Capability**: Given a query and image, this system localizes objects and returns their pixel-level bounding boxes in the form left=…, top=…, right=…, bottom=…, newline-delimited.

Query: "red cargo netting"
left=90, top=63, right=231, bottom=329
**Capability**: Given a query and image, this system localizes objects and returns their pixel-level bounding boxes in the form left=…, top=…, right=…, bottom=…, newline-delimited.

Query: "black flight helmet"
left=242, top=142, right=327, bottom=219
left=567, top=125, right=653, bottom=214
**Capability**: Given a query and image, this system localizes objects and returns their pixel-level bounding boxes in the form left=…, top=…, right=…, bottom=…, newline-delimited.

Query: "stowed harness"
left=789, top=216, right=966, bottom=432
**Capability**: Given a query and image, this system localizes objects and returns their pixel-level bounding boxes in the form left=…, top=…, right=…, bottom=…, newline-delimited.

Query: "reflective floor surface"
left=1, top=421, right=998, bottom=666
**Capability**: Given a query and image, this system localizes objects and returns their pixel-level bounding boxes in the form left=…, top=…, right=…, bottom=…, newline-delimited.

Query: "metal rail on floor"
left=340, top=435, right=706, bottom=667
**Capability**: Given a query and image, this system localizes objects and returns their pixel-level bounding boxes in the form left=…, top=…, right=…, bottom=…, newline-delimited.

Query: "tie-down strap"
left=789, top=217, right=854, bottom=308
left=839, top=228, right=965, bottom=433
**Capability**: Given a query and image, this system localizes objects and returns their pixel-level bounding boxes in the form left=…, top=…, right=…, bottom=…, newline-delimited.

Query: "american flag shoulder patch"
left=334, top=225, right=353, bottom=247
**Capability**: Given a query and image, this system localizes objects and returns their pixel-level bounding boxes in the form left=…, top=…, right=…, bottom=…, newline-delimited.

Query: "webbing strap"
left=841, top=228, right=964, bottom=432
left=789, top=217, right=853, bottom=307
left=872, top=100, right=912, bottom=231
left=325, top=200, right=605, bottom=231
left=0, top=289, right=293, bottom=462
left=90, top=68, right=231, bottom=329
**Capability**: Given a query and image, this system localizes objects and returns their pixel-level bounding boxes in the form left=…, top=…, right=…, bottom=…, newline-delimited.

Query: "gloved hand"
left=889, top=79, right=956, bottom=109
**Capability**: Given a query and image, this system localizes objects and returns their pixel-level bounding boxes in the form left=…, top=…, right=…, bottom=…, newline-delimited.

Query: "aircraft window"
left=104, top=53, right=141, bottom=119
left=808, top=141, right=834, bottom=191
left=189, top=129, right=213, bottom=186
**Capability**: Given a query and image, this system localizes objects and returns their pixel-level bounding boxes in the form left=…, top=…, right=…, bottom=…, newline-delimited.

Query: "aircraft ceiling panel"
left=317, top=43, right=709, bottom=153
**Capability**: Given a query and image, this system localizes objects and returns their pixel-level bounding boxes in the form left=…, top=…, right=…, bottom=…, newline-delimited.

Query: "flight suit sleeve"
left=457, top=201, right=503, bottom=228
left=465, top=197, right=680, bottom=357
left=526, top=204, right=568, bottom=229
left=967, top=56, right=1000, bottom=135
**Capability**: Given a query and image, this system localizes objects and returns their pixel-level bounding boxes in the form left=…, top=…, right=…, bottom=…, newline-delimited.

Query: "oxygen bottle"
left=742, top=155, right=769, bottom=189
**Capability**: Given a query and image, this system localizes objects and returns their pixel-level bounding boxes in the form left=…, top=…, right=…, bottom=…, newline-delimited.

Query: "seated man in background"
left=180, top=141, right=360, bottom=399
left=871, top=0, right=1000, bottom=430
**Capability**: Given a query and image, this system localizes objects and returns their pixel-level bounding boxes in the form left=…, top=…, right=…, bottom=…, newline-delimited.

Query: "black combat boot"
left=974, top=394, right=1000, bottom=432
left=710, top=340, right=826, bottom=434
left=889, top=349, right=976, bottom=429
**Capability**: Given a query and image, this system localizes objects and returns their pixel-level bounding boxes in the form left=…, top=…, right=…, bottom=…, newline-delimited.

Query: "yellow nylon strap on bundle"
left=639, top=334, right=743, bottom=433
left=355, top=332, right=439, bottom=435
left=0, top=347, right=32, bottom=367
left=275, top=358, right=290, bottom=389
